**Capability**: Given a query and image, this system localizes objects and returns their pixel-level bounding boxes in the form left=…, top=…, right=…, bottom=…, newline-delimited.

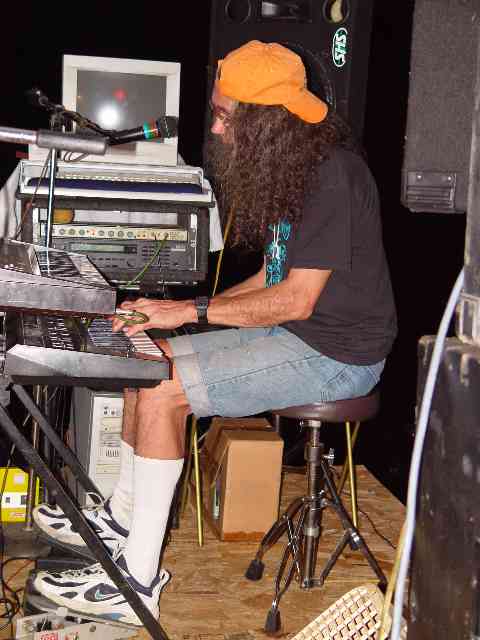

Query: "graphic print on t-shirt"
left=265, top=221, right=291, bottom=287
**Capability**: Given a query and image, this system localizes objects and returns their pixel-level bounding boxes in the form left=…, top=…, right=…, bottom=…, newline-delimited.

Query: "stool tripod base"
left=246, top=456, right=387, bottom=634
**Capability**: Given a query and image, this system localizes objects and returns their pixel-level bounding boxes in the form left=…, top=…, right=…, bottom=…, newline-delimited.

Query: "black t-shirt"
left=264, top=148, right=397, bottom=365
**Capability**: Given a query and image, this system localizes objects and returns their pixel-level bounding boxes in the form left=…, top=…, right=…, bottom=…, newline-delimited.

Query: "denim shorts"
left=167, top=326, right=384, bottom=418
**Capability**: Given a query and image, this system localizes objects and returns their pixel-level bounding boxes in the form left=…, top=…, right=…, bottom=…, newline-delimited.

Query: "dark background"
left=0, top=1, right=467, bottom=502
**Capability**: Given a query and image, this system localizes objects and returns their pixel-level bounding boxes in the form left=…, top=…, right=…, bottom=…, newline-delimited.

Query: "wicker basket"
left=291, top=583, right=406, bottom=640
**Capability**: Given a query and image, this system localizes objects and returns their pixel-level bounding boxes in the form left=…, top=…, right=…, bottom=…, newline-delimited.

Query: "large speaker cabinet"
left=410, top=335, right=480, bottom=639
left=207, top=0, right=374, bottom=139
left=402, top=0, right=479, bottom=214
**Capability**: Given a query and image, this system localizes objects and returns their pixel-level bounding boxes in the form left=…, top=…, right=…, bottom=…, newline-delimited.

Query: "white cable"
left=390, top=268, right=465, bottom=639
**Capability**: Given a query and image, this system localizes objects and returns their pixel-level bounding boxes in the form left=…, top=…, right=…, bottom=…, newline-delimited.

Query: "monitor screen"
left=76, top=70, right=167, bottom=130
left=62, top=55, right=180, bottom=166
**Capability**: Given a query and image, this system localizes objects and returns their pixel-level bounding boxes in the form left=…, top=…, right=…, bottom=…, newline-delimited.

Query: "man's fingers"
left=111, top=318, right=127, bottom=333
left=120, top=297, right=147, bottom=309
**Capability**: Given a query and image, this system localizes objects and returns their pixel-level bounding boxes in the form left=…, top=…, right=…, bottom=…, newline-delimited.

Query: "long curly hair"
left=205, top=105, right=359, bottom=250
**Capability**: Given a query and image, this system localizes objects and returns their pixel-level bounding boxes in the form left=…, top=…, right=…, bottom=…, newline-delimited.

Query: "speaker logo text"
left=332, top=27, right=348, bottom=68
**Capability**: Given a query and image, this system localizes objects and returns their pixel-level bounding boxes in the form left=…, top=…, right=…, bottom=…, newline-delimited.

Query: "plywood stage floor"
left=0, top=466, right=404, bottom=640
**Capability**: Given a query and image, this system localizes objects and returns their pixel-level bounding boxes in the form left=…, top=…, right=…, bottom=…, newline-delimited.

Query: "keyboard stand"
left=0, top=383, right=171, bottom=640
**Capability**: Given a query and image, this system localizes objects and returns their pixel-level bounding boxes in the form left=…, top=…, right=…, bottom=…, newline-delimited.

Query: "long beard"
left=203, top=131, right=267, bottom=249
left=203, top=132, right=235, bottom=213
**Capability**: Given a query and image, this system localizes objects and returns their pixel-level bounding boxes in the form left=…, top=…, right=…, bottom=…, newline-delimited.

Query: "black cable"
left=2, top=556, right=36, bottom=605
left=357, top=505, right=397, bottom=550
left=14, top=154, right=50, bottom=240
left=0, top=556, right=34, bottom=570
left=329, top=465, right=397, bottom=550
left=0, top=444, right=41, bottom=634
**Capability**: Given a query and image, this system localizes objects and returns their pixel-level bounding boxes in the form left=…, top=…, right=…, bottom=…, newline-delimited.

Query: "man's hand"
left=111, top=298, right=197, bottom=336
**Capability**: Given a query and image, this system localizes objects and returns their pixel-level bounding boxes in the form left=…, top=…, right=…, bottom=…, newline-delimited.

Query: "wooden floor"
left=0, top=466, right=404, bottom=640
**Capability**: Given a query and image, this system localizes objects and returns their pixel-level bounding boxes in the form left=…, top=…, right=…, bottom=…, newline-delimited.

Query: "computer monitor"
left=61, top=54, right=181, bottom=166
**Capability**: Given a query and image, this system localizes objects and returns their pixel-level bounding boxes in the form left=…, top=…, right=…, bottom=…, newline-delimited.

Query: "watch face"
left=196, top=297, right=209, bottom=323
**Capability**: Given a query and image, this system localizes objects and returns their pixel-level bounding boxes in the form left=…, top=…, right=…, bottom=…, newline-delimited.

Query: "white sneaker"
left=33, top=553, right=170, bottom=626
left=32, top=497, right=128, bottom=559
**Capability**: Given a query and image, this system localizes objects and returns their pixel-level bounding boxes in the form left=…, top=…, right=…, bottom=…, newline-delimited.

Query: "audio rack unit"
left=16, top=159, right=214, bottom=290
left=23, top=204, right=209, bottom=290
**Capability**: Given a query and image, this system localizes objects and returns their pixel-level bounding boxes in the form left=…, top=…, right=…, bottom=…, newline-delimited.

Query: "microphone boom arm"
left=26, top=87, right=178, bottom=147
left=0, top=125, right=107, bottom=155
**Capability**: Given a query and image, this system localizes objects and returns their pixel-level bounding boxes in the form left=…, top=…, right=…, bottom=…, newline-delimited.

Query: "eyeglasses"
left=209, top=101, right=234, bottom=127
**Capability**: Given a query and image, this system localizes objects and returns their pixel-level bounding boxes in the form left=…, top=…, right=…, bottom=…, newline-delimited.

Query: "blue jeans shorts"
left=167, top=326, right=384, bottom=418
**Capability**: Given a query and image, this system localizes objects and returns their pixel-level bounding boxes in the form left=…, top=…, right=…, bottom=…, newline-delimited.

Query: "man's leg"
left=122, top=340, right=191, bottom=586
left=33, top=341, right=192, bottom=624
left=32, top=332, right=200, bottom=556
left=32, top=388, right=141, bottom=554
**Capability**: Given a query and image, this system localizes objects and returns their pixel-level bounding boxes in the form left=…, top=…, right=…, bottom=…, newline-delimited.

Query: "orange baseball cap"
left=217, top=40, right=328, bottom=124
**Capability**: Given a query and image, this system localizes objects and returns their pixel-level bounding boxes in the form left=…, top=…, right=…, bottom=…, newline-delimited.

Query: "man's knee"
left=154, top=337, right=173, bottom=359
left=135, top=367, right=190, bottom=417
left=147, top=338, right=194, bottom=430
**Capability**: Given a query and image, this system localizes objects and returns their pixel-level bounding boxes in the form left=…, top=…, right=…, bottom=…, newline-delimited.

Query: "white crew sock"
left=123, top=455, right=184, bottom=586
left=109, top=440, right=134, bottom=530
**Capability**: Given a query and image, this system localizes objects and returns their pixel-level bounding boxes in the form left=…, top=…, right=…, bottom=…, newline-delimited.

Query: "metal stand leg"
left=24, top=385, right=42, bottom=531
left=245, top=496, right=305, bottom=582
left=0, top=385, right=171, bottom=640
left=317, top=456, right=387, bottom=588
left=179, top=418, right=204, bottom=546
left=301, top=422, right=325, bottom=588
left=264, top=506, right=308, bottom=634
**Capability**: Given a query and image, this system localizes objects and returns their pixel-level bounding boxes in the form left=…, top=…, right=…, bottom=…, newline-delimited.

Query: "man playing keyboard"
left=32, top=40, right=397, bottom=626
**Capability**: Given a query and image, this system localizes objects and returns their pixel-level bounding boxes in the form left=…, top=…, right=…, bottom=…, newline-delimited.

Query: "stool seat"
left=271, top=389, right=380, bottom=423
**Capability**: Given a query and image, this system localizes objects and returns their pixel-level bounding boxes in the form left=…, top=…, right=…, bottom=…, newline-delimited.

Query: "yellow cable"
left=124, top=235, right=168, bottom=288
left=186, top=205, right=234, bottom=545
left=378, top=520, right=407, bottom=639
left=211, top=206, right=234, bottom=296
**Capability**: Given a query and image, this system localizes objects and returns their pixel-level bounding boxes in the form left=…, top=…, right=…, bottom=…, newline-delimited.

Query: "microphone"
left=26, top=87, right=59, bottom=110
left=109, top=116, right=178, bottom=145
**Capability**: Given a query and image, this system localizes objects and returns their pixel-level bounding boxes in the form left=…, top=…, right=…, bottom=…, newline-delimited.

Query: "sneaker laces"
left=61, top=547, right=125, bottom=580
left=61, top=563, right=104, bottom=578
left=81, top=494, right=121, bottom=530
left=83, top=493, right=109, bottom=514
left=112, top=546, right=124, bottom=562
left=38, top=495, right=104, bottom=516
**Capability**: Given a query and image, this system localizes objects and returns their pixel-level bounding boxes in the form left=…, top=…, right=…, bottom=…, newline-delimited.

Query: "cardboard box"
left=0, top=467, right=40, bottom=522
left=199, top=418, right=283, bottom=541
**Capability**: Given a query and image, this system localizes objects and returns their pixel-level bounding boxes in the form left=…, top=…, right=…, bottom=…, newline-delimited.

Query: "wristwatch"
left=195, top=296, right=209, bottom=325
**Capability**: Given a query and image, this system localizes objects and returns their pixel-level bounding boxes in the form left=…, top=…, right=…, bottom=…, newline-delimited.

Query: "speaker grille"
left=402, top=0, right=479, bottom=214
